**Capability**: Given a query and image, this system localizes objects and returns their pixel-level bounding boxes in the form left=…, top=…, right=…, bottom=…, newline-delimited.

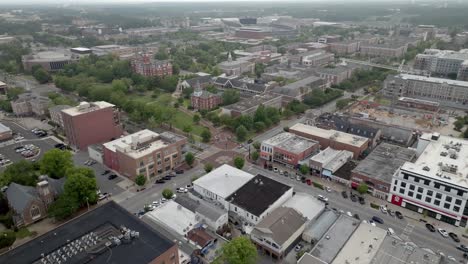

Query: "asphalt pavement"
left=245, top=164, right=468, bottom=263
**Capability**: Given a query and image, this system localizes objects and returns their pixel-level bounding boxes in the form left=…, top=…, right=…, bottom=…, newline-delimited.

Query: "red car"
left=306, top=179, right=312, bottom=185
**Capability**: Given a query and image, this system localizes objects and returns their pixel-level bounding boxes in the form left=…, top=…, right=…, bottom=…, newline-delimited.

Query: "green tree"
left=235, top=125, right=248, bottom=142
left=64, top=170, right=98, bottom=206
left=48, top=194, right=80, bottom=220
left=185, top=152, right=195, bottom=167
left=40, top=149, right=73, bottom=179
left=0, top=160, right=38, bottom=187
left=251, top=151, right=260, bottom=162
left=0, top=231, right=16, bottom=249
left=183, top=125, right=193, bottom=134
left=204, top=163, right=213, bottom=173
left=336, top=98, right=352, bottom=110
left=357, top=183, right=369, bottom=195
left=299, top=164, right=309, bottom=175
left=201, top=128, right=211, bottom=143
left=233, top=156, right=245, bottom=169
left=193, top=114, right=201, bottom=124
left=222, top=89, right=240, bottom=105
left=135, top=174, right=147, bottom=186
left=162, top=188, right=173, bottom=199
left=252, top=141, right=261, bottom=150
left=32, top=67, right=51, bottom=84
left=218, top=236, right=257, bottom=264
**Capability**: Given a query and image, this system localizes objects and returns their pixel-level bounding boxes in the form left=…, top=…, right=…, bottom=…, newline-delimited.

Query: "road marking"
left=401, top=223, right=414, bottom=241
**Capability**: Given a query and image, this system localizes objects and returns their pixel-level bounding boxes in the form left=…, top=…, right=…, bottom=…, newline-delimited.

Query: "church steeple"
left=194, top=80, right=203, bottom=96
left=228, top=52, right=233, bottom=62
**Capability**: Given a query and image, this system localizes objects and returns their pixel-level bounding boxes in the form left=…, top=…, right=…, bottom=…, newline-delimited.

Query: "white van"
left=387, top=228, right=395, bottom=235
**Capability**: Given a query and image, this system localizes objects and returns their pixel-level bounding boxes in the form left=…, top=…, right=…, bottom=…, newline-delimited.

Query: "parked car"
left=353, top=213, right=360, bottom=220
left=350, top=195, right=358, bottom=202
left=294, top=244, right=303, bottom=252
left=380, top=205, right=387, bottom=214
left=387, top=228, right=395, bottom=235
left=273, top=167, right=278, bottom=172
left=456, top=245, right=468, bottom=253
left=155, top=179, right=165, bottom=184
left=388, top=209, right=395, bottom=217
left=185, top=184, right=193, bottom=189
left=317, top=195, right=328, bottom=202
left=301, top=177, right=306, bottom=183
left=325, top=186, right=332, bottom=192
left=296, top=176, right=301, bottom=181
left=163, top=176, right=172, bottom=180
left=176, top=188, right=188, bottom=193
left=341, top=191, right=348, bottom=199
left=101, top=170, right=111, bottom=175
left=449, top=232, right=460, bottom=242
left=278, top=170, right=283, bottom=175
left=284, top=171, right=289, bottom=177
left=346, top=211, right=353, bottom=217
left=175, top=169, right=184, bottom=174
left=438, top=228, right=449, bottom=237
left=108, top=174, right=118, bottom=180
left=395, top=211, right=404, bottom=219
left=358, top=196, right=365, bottom=205
left=371, top=216, right=384, bottom=224
left=368, top=220, right=376, bottom=227
left=425, top=223, right=436, bottom=232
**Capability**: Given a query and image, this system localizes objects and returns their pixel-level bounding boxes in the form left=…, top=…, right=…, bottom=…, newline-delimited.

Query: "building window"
left=403, top=174, right=409, bottom=180
left=436, top=193, right=442, bottom=199
left=401, top=182, right=406, bottom=188
left=427, top=190, right=433, bottom=196
left=455, top=199, right=462, bottom=205
left=408, top=191, right=414, bottom=197
left=394, top=180, right=398, bottom=185
left=393, top=186, right=397, bottom=191
left=454, top=206, right=460, bottom=212
left=399, top=189, right=404, bottom=194
left=445, top=186, right=451, bottom=192
left=417, top=187, right=423, bottom=193
left=434, top=200, right=440, bottom=206
left=30, top=205, right=41, bottom=219
left=425, top=197, right=432, bottom=203
left=446, top=196, right=452, bottom=202
left=409, top=185, right=415, bottom=191
left=444, top=203, right=451, bottom=209
left=416, top=194, right=422, bottom=200
left=434, top=183, right=440, bottom=189
left=457, top=190, right=464, bottom=196
left=424, top=180, right=430, bottom=185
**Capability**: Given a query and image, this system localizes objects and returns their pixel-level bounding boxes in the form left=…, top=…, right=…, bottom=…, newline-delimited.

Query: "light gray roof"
left=5, top=183, right=39, bottom=213
left=253, top=207, right=307, bottom=245
left=174, top=194, right=226, bottom=222
left=0, top=122, right=11, bottom=134
left=49, top=104, right=72, bottom=112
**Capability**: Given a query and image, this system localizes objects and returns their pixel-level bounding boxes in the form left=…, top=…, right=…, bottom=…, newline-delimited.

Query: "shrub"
left=370, top=203, right=380, bottom=209
left=0, top=231, right=16, bottom=249
left=0, top=212, right=14, bottom=229
left=312, top=182, right=323, bottom=190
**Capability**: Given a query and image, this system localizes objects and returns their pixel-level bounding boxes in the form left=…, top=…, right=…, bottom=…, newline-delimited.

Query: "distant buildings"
left=0, top=81, right=7, bottom=95
left=413, top=49, right=468, bottom=77
left=91, top=44, right=136, bottom=58
left=359, top=42, right=408, bottom=58
left=221, top=93, right=282, bottom=117
left=328, top=40, right=360, bottom=55
left=234, top=27, right=272, bottom=39
left=61, top=101, right=123, bottom=150
left=272, top=75, right=325, bottom=101
left=0, top=122, right=12, bottom=141
left=22, top=50, right=78, bottom=72
left=218, top=53, right=255, bottom=76
left=288, top=50, right=334, bottom=67
left=5, top=176, right=64, bottom=227
left=0, top=201, right=179, bottom=264
left=383, top=74, right=468, bottom=108
left=389, top=133, right=468, bottom=227
left=10, top=93, right=51, bottom=117
left=213, top=76, right=267, bottom=96
left=289, top=123, right=369, bottom=159
left=260, top=132, right=320, bottom=167
left=103, top=129, right=186, bottom=181
left=130, top=53, right=172, bottom=77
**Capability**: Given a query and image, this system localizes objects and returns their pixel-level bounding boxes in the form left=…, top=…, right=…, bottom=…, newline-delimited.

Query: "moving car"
left=371, top=216, right=384, bottom=224
left=438, top=228, right=449, bottom=237
left=317, top=195, right=328, bottom=202
left=387, top=228, right=395, bottom=235
left=107, top=174, right=118, bottom=180
left=425, top=223, right=436, bottom=232
left=395, top=211, right=404, bottom=219
left=155, top=179, right=165, bottom=184
left=456, top=245, right=468, bottom=253
left=449, top=232, right=460, bottom=242
left=341, top=191, right=348, bottom=199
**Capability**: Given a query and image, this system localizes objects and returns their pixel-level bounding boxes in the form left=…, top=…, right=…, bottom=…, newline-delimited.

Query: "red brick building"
left=191, top=88, right=222, bottom=111
left=103, top=129, right=186, bottom=181
left=289, top=123, right=369, bottom=159
left=61, top=101, right=123, bottom=150
left=131, top=53, right=172, bottom=77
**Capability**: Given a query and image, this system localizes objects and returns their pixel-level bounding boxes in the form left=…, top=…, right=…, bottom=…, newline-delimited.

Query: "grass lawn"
left=15, top=227, right=33, bottom=239
left=173, top=111, right=206, bottom=136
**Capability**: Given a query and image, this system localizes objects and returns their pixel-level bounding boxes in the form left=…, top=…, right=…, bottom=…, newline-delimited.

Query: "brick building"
left=61, top=101, right=123, bottom=150
left=131, top=53, right=172, bottom=77
left=260, top=132, right=320, bottom=167
left=329, top=41, right=360, bottom=55
left=103, top=129, right=186, bottom=181
left=289, top=123, right=369, bottom=159
left=190, top=84, right=222, bottom=110
left=359, top=42, right=408, bottom=58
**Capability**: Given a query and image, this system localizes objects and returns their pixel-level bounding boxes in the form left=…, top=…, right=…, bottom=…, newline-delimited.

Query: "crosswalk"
left=401, top=223, right=415, bottom=241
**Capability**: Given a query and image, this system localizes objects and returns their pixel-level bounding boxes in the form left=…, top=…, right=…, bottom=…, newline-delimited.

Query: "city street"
left=245, top=164, right=468, bottom=263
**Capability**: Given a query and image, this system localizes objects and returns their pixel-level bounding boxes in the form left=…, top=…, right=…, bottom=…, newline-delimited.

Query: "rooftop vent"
left=423, top=166, right=430, bottom=171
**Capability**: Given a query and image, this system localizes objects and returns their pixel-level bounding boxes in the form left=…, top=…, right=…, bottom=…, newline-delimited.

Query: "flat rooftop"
left=24, top=50, right=71, bottom=62
left=298, top=253, right=328, bottom=264
left=373, top=236, right=442, bottom=264
left=353, top=143, right=415, bottom=183
left=0, top=202, right=175, bottom=264
left=290, top=123, right=369, bottom=148
left=143, top=200, right=198, bottom=237
left=0, top=122, right=11, bottom=134
left=281, top=192, right=325, bottom=221
left=264, top=132, right=318, bottom=154
left=223, top=93, right=281, bottom=112
left=227, top=174, right=291, bottom=217
left=303, top=210, right=340, bottom=243
left=398, top=97, right=440, bottom=107
left=310, top=215, right=360, bottom=263
left=401, top=133, right=468, bottom=189
left=193, top=164, right=255, bottom=199
left=332, top=222, right=387, bottom=264
left=61, top=101, right=115, bottom=116
left=397, top=74, right=468, bottom=88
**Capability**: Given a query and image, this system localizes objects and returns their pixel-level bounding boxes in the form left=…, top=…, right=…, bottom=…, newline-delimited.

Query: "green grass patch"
left=15, top=227, right=32, bottom=239
left=312, top=182, right=324, bottom=190
left=173, top=111, right=205, bottom=136
left=370, top=202, right=380, bottom=209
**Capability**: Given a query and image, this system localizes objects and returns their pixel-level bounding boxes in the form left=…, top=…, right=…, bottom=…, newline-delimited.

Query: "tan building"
left=49, top=105, right=71, bottom=127
left=103, top=129, right=187, bottom=181
left=289, top=123, right=369, bottom=159
left=329, top=40, right=360, bottom=54
left=359, top=42, right=407, bottom=58
left=11, top=93, right=51, bottom=117
left=218, top=53, right=255, bottom=76
left=0, top=122, right=12, bottom=141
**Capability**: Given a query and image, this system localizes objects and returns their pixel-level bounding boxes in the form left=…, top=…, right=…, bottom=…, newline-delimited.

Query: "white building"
left=388, top=133, right=468, bottom=227
left=193, top=164, right=255, bottom=209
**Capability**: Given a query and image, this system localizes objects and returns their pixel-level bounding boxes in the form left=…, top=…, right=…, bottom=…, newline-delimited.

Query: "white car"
left=172, top=194, right=177, bottom=199
left=387, top=228, right=395, bottom=235
left=273, top=167, right=278, bottom=172
left=152, top=201, right=159, bottom=206
left=161, top=198, right=167, bottom=203
left=317, top=195, right=328, bottom=202
left=380, top=205, right=388, bottom=214
left=447, top=256, right=456, bottom=261
left=346, top=211, right=353, bottom=217
left=438, top=228, right=449, bottom=237
left=325, top=187, right=332, bottom=193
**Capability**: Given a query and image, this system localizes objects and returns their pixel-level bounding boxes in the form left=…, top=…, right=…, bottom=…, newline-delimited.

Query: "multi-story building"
left=0, top=81, right=7, bottom=95
left=48, top=105, right=71, bottom=127
left=317, top=35, right=341, bottom=44
left=190, top=89, right=222, bottom=111
left=103, top=129, right=186, bottom=181
left=221, top=93, right=283, bottom=117
left=288, top=50, right=334, bottom=66
left=382, top=74, right=468, bottom=107
left=388, top=133, right=468, bottom=227
left=272, top=76, right=325, bottom=102
left=234, top=27, right=272, bottom=39
left=328, top=40, right=360, bottom=55
left=359, top=42, right=407, bottom=58
left=314, top=65, right=354, bottom=86
left=395, top=97, right=440, bottom=112
left=22, top=50, right=78, bottom=72
left=260, top=132, right=320, bottom=167
left=130, top=53, right=172, bottom=77
left=351, top=143, right=416, bottom=200
left=458, top=60, right=468, bottom=81
left=61, top=101, right=123, bottom=150
left=289, top=123, right=369, bottom=159
left=10, top=93, right=51, bottom=117
left=91, top=44, right=136, bottom=58
left=218, top=53, right=255, bottom=76
left=413, top=49, right=468, bottom=77
left=0, top=122, right=12, bottom=141
left=309, top=147, right=353, bottom=177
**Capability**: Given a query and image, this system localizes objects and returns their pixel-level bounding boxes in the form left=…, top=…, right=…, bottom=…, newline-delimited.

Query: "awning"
left=322, top=170, right=332, bottom=177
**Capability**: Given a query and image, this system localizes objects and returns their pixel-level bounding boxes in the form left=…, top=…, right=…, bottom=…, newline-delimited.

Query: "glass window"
left=393, top=186, right=397, bottom=191
left=408, top=191, right=414, bottom=197
left=425, top=197, right=432, bottom=203
left=394, top=180, right=398, bottom=185
left=457, top=190, right=464, bottom=196
left=445, top=186, right=451, bottom=192
left=445, top=196, right=452, bottom=202
left=401, top=182, right=406, bottom=188
left=455, top=199, right=462, bottom=205
left=444, top=203, right=451, bottom=209
left=399, top=189, right=404, bottom=194
left=416, top=194, right=422, bottom=200
left=454, top=206, right=460, bottom=212
left=434, top=183, right=440, bottom=189
left=403, top=174, right=409, bottom=180
left=436, top=193, right=442, bottom=199
left=424, top=180, right=430, bottom=185
left=434, top=200, right=440, bottom=206
left=427, top=190, right=433, bottom=196
left=409, top=185, right=415, bottom=190
left=417, top=187, right=423, bottom=193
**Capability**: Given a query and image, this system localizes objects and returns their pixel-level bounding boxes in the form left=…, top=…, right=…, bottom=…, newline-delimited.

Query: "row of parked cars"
left=0, top=153, right=11, bottom=167
left=31, top=128, right=47, bottom=137
left=154, top=170, right=184, bottom=184
left=15, top=144, right=38, bottom=158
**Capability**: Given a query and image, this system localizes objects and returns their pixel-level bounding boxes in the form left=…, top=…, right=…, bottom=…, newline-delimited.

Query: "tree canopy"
left=40, top=149, right=73, bottom=179
left=185, top=152, right=195, bottom=167
left=218, top=236, right=257, bottom=264
left=233, top=156, right=245, bottom=169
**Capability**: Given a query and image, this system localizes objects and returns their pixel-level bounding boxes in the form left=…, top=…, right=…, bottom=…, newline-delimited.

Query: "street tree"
left=218, top=236, right=257, bottom=264
left=47, top=194, right=80, bottom=220
left=162, top=189, right=173, bottom=199
left=204, top=163, right=213, bottom=173
left=64, top=170, right=98, bottom=206
left=233, top=156, right=245, bottom=169
left=299, top=164, right=309, bottom=175
left=252, top=141, right=261, bottom=150
left=40, top=149, right=73, bottom=179
left=193, top=114, right=201, bottom=124
left=357, top=183, right=369, bottom=195
left=251, top=151, right=260, bottom=162
left=235, top=125, right=248, bottom=142
left=0, top=160, right=38, bottom=187
left=201, top=128, right=211, bottom=143
left=185, top=152, right=195, bottom=167
left=135, top=174, right=146, bottom=186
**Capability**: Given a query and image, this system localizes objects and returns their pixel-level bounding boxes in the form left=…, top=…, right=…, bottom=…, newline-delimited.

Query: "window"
left=434, top=200, right=440, bottom=206
left=444, top=203, right=451, bottom=209
left=425, top=197, right=432, bottom=203
left=403, top=174, right=409, bottom=180
left=393, top=186, right=397, bottom=191
left=409, top=185, right=415, bottom=190
left=436, top=193, right=442, bottom=199
left=445, top=186, right=451, bottom=192
left=394, top=180, right=398, bottom=185
left=401, top=182, right=406, bottom=188
left=445, top=196, right=452, bottom=202
left=455, top=199, right=462, bottom=205
left=434, top=183, right=440, bottom=189
left=408, top=191, right=414, bottom=197
left=417, top=187, right=423, bottom=193
left=416, top=194, right=422, bottom=200
left=414, top=178, right=419, bottom=183
left=457, top=190, right=464, bottom=196
left=30, top=205, right=41, bottom=219
left=454, top=206, right=460, bottom=212
left=399, top=189, right=404, bottom=194
left=427, top=190, right=433, bottom=196
left=424, top=180, right=430, bottom=185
